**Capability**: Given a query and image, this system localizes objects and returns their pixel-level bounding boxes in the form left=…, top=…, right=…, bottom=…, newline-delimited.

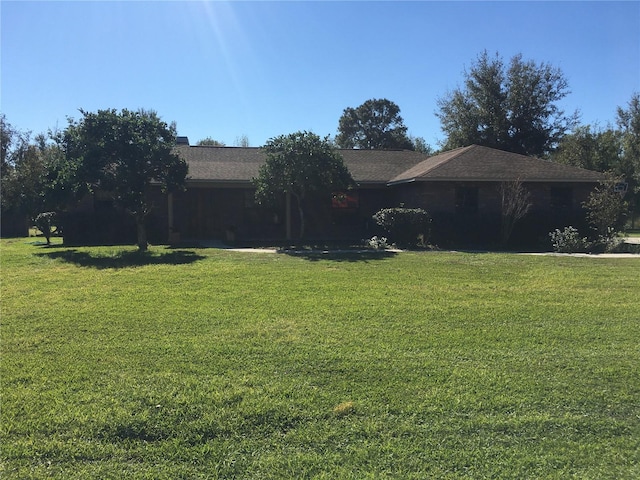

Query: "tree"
left=62, top=109, right=188, bottom=251
left=0, top=120, right=52, bottom=220
left=583, top=173, right=629, bottom=242
left=253, top=131, right=354, bottom=240
left=1, top=114, right=21, bottom=178
left=197, top=137, right=225, bottom=146
left=552, top=125, right=622, bottom=173
left=551, top=93, right=640, bottom=227
left=499, top=179, right=532, bottom=246
left=0, top=118, right=76, bottom=239
left=336, top=98, right=414, bottom=150
left=409, top=136, right=434, bottom=155
left=616, top=92, right=640, bottom=226
left=34, top=211, right=57, bottom=245
left=234, top=134, right=250, bottom=147
left=437, top=51, right=578, bottom=157
left=1, top=116, right=29, bottom=207
left=2, top=143, right=47, bottom=216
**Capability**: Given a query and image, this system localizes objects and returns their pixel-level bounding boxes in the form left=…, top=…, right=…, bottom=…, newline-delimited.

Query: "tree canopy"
left=437, top=51, right=578, bottom=157
left=552, top=125, right=622, bottom=172
left=552, top=93, right=640, bottom=225
left=254, top=131, right=354, bottom=239
left=234, top=135, right=250, bottom=147
left=0, top=117, right=65, bottom=222
left=336, top=98, right=414, bottom=150
left=616, top=93, right=640, bottom=223
left=197, top=137, right=226, bottom=146
left=62, top=108, right=188, bottom=250
left=1, top=115, right=31, bottom=213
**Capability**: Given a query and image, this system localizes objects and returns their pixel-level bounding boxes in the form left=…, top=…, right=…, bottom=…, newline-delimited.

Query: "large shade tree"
left=1, top=140, right=49, bottom=219
left=254, top=131, right=354, bottom=240
left=616, top=92, right=640, bottom=224
left=336, top=98, right=414, bottom=150
left=552, top=93, right=640, bottom=226
left=1, top=116, right=79, bottom=238
left=1, top=118, right=59, bottom=220
left=552, top=125, right=622, bottom=173
left=1, top=116, right=31, bottom=214
left=62, top=109, right=188, bottom=251
left=437, top=51, right=578, bottom=157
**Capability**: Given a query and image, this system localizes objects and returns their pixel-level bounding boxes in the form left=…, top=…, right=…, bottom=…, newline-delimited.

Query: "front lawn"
left=1, top=238, right=639, bottom=478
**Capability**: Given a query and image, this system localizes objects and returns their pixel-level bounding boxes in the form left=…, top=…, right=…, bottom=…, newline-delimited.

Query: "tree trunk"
left=500, top=180, right=531, bottom=248
left=136, top=214, right=148, bottom=251
left=500, top=216, right=515, bottom=247
left=285, top=191, right=292, bottom=241
left=293, top=193, right=305, bottom=240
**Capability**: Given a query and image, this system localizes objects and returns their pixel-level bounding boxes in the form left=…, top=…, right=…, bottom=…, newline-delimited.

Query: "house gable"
left=388, top=144, right=605, bottom=184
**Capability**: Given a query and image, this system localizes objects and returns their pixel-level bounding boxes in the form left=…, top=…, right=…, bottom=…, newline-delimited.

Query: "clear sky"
left=2, top=1, right=639, bottom=148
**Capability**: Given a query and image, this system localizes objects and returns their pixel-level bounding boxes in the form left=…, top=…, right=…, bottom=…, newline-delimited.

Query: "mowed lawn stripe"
left=1, top=238, right=639, bottom=479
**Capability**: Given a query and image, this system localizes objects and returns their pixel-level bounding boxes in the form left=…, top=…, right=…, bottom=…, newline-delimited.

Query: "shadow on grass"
left=35, top=248, right=205, bottom=269
left=276, top=249, right=398, bottom=262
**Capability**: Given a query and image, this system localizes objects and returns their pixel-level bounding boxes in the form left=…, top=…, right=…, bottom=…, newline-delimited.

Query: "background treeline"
left=2, top=52, right=639, bottom=235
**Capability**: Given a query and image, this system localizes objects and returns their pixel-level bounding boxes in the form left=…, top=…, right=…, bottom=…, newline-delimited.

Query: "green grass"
left=2, top=238, right=639, bottom=479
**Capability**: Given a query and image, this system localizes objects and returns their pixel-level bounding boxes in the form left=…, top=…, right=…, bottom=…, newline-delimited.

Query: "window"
left=455, top=186, right=478, bottom=214
left=550, top=187, right=572, bottom=209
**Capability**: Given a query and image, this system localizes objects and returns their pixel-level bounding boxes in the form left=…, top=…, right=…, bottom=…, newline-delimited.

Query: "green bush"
left=373, top=207, right=431, bottom=247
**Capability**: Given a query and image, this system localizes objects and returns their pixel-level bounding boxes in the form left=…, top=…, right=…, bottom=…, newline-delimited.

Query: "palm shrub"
left=34, top=211, right=57, bottom=245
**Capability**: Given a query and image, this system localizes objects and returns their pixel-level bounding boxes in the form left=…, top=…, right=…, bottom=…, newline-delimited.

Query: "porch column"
left=286, top=190, right=292, bottom=241
left=167, top=192, right=176, bottom=243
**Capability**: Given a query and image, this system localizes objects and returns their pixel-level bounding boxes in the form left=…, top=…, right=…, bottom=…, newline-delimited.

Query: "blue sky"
left=2, top=1, right=639, bottom=148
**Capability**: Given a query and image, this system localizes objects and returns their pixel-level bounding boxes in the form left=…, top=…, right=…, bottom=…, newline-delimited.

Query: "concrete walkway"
left=211, top=246, right=639, bottom=258
left=198, top=239, right=639, bottom=258
left=523, top=252, right=639, bottom=258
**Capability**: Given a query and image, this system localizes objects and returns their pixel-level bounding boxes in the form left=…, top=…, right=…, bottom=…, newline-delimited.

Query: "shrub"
left=34, top=211, right=57, bottom=245
left=593, top=227, right=625, bottom=253
left=373, top=208, right=431, bottom=247
left=549, top=226, right=590, bottom=253
left=583, top=175, right=629, bottom=239
left=366, top=236, right=391, bottom=250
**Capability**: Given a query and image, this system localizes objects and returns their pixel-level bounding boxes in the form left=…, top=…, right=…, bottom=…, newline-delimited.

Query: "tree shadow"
left=35, top=248, right=206, bottom=269
left=276, top=249, right=399, bottom=262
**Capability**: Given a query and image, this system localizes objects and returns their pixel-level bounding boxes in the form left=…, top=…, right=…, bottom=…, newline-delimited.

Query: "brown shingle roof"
left=340, top=149, right=431, bottom=183
left=389, top=145, right=605, bottom=184
left=176, top=144, right=605, bottom=186
left=175, top=145, right=429, bottom=185
left=176, top=146, right=265, bottom=184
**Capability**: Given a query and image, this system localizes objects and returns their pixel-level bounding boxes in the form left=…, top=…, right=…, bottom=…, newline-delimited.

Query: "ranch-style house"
left=62, top=141, right=605, bottom=248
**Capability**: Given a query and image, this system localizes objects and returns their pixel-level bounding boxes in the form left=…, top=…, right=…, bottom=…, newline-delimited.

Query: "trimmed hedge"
left=373, top=207, right=431, bottom=247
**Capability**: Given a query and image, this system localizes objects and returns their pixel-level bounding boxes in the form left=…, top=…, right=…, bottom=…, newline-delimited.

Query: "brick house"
left=62, top=143, right=604, bottom=248
left=387, top=145, right=605, bottom=246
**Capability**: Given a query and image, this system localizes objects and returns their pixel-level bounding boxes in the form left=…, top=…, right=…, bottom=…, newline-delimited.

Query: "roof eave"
left=186, top=179, right=254, bottom=186
left=387, top=178, right=417, bottom=186
left=390, top=176, right=603, bottom=184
